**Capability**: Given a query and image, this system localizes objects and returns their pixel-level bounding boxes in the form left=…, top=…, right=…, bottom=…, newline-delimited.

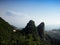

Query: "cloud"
left=2, top=10, right=31, bottom=28
left=1, top=10, right=45, bottom=28
left=6, top=10, right=25, bottom=16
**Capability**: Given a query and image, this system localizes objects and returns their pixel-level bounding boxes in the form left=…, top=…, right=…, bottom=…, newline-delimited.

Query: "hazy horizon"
left=0, top=0, right=60, bottom=30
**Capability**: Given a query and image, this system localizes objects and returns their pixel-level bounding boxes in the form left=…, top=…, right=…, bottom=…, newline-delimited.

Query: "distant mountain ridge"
left=45, top=29, right=60, bottom=45
left=47, top=29, right=60, bottom=40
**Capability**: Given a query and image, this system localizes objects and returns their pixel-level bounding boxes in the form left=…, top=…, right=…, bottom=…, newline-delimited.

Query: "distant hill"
left=47, top=29, right=60, bottom=40
left=46, top=29, right=60, bottom=45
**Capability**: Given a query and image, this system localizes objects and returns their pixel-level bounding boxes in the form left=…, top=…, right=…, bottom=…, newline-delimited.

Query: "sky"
left=0, top=0, right=60, bottom=30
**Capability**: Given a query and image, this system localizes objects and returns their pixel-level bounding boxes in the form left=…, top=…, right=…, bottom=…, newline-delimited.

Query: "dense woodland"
left=0, top=17, right=59, bottom=45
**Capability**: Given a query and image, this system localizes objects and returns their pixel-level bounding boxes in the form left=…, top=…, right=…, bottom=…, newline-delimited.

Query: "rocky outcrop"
left=37, top=22, right=45, bottom=40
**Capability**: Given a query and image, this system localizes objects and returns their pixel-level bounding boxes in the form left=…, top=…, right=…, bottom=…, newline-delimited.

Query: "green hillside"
left=0, top=17, right=14, bottom=44
left=0, top=17, right=13, bottom=32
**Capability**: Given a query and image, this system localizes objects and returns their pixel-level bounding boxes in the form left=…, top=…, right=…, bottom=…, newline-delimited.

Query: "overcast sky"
left=0, top=0, right=60, bottom=30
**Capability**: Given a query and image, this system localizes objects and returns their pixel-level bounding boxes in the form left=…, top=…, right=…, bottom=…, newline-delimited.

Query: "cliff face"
left=37, top=22, right=45, bottom=40
left=23, top=20, right=39, bottom=41
left=23, top=20, right=38, bottom=34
